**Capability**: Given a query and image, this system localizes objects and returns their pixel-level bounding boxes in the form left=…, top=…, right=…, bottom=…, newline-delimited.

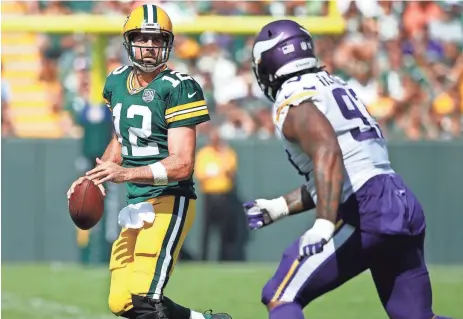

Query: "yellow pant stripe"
left=270, top=259, right=301, bottom=302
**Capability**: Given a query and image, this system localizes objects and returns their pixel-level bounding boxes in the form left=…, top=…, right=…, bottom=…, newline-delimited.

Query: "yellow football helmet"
left=122, top=4, right=174, bottom=73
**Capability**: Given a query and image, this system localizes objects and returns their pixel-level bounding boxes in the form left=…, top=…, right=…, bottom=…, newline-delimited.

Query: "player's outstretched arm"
left=244, top=185, right=315, bottom=230
left=283, top=185, right=316, bottom=215
left=101, top=134, right=122, bottom=165
left=282, top=100, right=343, bottom=258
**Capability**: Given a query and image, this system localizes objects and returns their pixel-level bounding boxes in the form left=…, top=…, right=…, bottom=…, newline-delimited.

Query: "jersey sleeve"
left=102, top=76, right=113, bottom=112
left=164, top=79, right=210, bottom=128
left=102, top=65, right=131, bottom=112
left=273, top=78, right=321, bottom=130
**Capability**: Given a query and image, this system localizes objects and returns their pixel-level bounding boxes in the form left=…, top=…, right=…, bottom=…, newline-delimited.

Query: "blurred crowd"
left=2, top=0, right=463, bottom=140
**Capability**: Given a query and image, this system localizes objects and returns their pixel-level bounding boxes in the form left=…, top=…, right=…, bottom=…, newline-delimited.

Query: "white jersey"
left=273, top=71, right=394, bottom=204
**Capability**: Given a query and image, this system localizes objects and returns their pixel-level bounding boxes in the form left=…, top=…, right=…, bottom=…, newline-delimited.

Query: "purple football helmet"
left=252, top=19, right=319, bottom=102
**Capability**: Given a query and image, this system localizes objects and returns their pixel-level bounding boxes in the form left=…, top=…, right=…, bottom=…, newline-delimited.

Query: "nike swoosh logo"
left=253, top=32, right=285, bottom=63
left=188, top=92, right=197, bottom=98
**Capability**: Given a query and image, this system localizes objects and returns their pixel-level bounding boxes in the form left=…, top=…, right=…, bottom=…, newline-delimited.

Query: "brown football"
left=68, top=179, right=104, bottom=230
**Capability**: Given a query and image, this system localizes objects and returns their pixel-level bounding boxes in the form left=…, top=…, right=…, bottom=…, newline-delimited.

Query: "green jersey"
left=103, top=65, right=210, bottom=204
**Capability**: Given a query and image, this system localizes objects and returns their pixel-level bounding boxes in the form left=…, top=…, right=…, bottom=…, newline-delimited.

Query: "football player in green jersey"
left=67, top=4, right=231, bottom=319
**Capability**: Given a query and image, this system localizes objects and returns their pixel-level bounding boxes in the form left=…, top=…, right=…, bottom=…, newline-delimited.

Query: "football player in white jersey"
left=244, top=19, right=453, bottom=319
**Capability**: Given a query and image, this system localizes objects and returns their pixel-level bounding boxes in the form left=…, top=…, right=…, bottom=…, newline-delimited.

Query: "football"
left=68, top=179, right=104, bottom=230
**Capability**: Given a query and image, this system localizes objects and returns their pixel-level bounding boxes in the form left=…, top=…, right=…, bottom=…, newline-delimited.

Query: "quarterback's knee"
left=108, top=292, right=131, bottom=316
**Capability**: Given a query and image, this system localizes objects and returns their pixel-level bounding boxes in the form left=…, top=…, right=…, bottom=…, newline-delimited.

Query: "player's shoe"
left=203, top=310, right=232, bottom=319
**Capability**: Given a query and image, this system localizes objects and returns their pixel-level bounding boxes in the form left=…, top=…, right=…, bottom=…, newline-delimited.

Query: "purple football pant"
left=262, top=174, right=435, bottom=319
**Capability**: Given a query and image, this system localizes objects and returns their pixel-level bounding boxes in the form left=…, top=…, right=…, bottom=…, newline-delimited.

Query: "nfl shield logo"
left=142, top=89, right=155, bottom=103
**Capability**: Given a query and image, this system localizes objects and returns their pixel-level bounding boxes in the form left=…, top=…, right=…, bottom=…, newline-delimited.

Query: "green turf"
left=2, top=263, right=462, bottom=319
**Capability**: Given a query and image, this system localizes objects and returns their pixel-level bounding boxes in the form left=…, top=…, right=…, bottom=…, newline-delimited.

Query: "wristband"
left=148, top=162, right=168, bottom=186
left=267, top=196, right=289, bottom=221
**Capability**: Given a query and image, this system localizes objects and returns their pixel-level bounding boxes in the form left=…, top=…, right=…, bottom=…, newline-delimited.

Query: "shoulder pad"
left=272, top=74, right=322, bottom=130
left=163, top=70, right=209, bottom=127
left=103, top=65, right=132, bottom=107
left=275, top=77, right=319, bottom=115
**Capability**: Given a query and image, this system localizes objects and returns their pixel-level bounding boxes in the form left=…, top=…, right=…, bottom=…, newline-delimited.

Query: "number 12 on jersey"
left=332, top=88, right=383, bottom=142
left=113, top=103, right=160, bottom=157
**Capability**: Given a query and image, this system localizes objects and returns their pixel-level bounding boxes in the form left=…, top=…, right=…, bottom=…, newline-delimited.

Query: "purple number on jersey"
left=332, top=88, right=383, bottom=141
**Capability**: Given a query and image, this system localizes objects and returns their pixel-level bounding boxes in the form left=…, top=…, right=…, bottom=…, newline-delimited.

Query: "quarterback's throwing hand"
left=86, top=158, right=128, bottom=185
left=298, top=219, right=335, bottom=259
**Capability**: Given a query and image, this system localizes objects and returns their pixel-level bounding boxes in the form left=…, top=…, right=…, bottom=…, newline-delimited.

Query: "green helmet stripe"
left=143, top=4, right=156, bottom=24
left=151, top=5, right=157, bottom=24
left=143, top=4, right=149, bottom=22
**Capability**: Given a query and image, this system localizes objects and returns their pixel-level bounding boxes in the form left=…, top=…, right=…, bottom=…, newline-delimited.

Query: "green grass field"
left=2, top=263, right=462, bottom=319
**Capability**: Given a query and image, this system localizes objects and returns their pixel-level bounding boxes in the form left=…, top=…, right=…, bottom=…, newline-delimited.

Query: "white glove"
left=299, top=219, right=336, bottom=259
